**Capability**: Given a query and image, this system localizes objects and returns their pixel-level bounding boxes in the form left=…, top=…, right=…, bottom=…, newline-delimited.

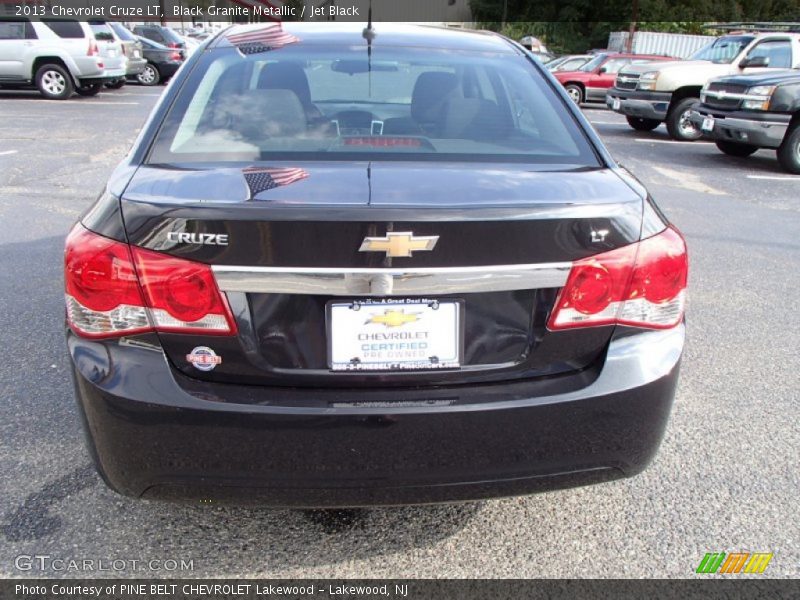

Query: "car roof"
left=211, top=23, right=518, bottom=55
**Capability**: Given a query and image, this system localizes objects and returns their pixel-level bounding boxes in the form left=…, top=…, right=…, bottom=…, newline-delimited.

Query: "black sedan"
left=65, top=23, right=687, bottom=507
left=129, top=35, right=184, bottom=86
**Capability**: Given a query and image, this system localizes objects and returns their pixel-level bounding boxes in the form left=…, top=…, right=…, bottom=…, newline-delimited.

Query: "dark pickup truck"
left=690, top=70, right=800, bottom=173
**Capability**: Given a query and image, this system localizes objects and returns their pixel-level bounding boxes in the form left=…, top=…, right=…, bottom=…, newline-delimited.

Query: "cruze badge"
left=167, top=231, right=229, bottom=246
left=359, top=232, right=439, bottom=258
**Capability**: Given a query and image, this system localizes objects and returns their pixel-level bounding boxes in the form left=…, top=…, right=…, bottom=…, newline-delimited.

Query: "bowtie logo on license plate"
left=359, top=232, right=439, bottom=258
left=366, top=309, right=421, bottom=328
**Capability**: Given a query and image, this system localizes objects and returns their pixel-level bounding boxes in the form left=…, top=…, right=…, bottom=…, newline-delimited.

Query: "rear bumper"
left=157, top=62, right=182, bottom=80
left=125, top=58, right=147, bottom=76
left=606, top=89, right=673, bottom=121
left=69, top=326, right=683, bottom=507
left=689, top=106, right=790, bottom=148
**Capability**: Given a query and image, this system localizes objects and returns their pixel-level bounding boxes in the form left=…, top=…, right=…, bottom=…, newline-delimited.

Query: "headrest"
left=257, top=62, right=312, bottom=106
left=411, top=71, right=460, bottom=123
left=235, top=89, right=307, bottom=140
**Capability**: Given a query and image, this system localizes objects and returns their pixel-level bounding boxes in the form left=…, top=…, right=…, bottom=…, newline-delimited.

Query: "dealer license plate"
left=328, top=300, right=462, bottom=371
left=702, top=117, right=715, bottom=132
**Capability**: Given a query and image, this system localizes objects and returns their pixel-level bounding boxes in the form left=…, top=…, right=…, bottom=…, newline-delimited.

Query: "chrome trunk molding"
left=212, top=263, right=572, bottom=296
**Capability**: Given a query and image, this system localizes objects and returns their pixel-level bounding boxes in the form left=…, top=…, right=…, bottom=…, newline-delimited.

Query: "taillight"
left=65, top=224, right=236, bottom=339
left=548, top=227, right=687, bottom=331
left=65, top=226, right=150, bottom=338
left=88, top=40, right=99, bottom=56
left=132, top=247, right=236, bottom=334
left=169, top=51, right=182, bottom=61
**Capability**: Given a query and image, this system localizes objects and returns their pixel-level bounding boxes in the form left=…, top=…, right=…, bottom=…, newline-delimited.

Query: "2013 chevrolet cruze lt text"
left=65, top=23, right=687, bottom=506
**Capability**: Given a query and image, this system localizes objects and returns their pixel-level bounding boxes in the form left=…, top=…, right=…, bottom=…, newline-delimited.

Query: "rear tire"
left=776, top=123, right=800, bottom=174
left=137, top=63, right=160, bottom=86
left=626, top=116, right=660, bottom=131
left=75, top=83, right=103, bottom=97
left=564, top=84, right=583, bottom=105
left=105, top=78, right=126, bottom=89
left=715, top=141, right=758, bottom=157
left=35, top=63, right=74, bottom=100
left=666, top=97, right=702, bottom=141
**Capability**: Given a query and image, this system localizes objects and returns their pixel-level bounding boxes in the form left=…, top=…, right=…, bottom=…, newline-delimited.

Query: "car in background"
left=546, top=54, right=591, bottom=72
left=180, top=35, right=202, bottom=55
left=105, top=21, right=146, bottom=87
left=66, top=23, right=687, bottom=507
left=553, top=52, right=673, bottom=104
left=131, top=36, right=184, bottom=86
left=0, top=17, right=116, bottom=99
left=87, top=21, right=126, bottom=89
left=133, top=24, right=186, bottom=51
left=607, top=33, right=800, bottom=140
left=690, top=69, right=800, bottom=173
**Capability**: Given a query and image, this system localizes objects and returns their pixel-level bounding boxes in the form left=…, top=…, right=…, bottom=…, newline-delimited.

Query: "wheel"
left=35, top=63, right=74, bottom=100
left=75, top=83, right=103, bottom=97
left=626, top=116, right=661, bottom=131
left=564, top=84, right=583, bottom=105
left=137, top=63, right=160, bottom=86
left=776, top=123, right=800, bottom=174
left=105, top=78, right=126, bottom=89
left=666, top=97, right=703, bottom=141
left=715, top=141, right=758, bottom=157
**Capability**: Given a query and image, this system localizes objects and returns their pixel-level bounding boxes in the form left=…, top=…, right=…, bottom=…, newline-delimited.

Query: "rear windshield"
left=90, top=23, right=115, bottom=42
left=148, top=42, right=600, bottom=166
left=109, top=22, right=136, bottom=42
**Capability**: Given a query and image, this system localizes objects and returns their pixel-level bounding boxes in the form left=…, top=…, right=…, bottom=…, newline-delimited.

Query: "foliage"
left=470, top=0, right=800, bottom=53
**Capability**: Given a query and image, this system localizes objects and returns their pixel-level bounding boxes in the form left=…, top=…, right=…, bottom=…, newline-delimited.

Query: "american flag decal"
left=242, top=167, right=309, bottom=197
left=226, top=24, right=300, bottom=56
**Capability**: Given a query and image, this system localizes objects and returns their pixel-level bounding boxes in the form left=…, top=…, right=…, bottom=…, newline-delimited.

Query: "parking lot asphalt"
left=0, top=88, right=798, bottom=579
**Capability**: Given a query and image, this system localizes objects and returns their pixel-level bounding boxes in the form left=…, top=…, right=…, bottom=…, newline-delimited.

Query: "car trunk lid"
left=120, top=162, right=644, bottom=388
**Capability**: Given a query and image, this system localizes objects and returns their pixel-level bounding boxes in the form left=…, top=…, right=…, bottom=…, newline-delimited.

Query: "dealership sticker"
left=186, top=346, right=222, bottom=371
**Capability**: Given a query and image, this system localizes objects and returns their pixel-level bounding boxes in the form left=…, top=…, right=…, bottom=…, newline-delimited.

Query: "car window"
left=690, top=36, right=754, bottom=64
left=109, top=22, right=136, bottom=42
left=579, top=55, right=606, bottom=71
left=557, top=57, right=588, bottom=71
left=90, top=23, right=115, bottom=42
left=138, top=36, right=168, bottom=50
left=745, top=39, right=793, bottom=68
left=601, top=58, right=631, bottom=74
left=0, top=19, right=35, bottom=40
left=41, top=19, right=85, bottom=39
left=146, top=30, right=165, bottom=43
left=148, top=43, right=600, bottom=166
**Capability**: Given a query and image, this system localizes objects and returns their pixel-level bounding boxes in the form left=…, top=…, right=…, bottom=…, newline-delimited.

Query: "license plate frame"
left=326, top=298, right=464, bottom=372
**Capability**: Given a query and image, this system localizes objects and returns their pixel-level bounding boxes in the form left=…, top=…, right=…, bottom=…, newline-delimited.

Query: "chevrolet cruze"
left=65, top=23, right=688, bottom=506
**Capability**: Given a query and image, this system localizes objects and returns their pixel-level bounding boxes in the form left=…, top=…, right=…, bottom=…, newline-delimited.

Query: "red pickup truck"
left=554, top=52, right=674, bottom=104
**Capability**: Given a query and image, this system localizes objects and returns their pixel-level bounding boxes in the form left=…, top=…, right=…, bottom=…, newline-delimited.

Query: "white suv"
left=0, top=18, right=117, bottom=99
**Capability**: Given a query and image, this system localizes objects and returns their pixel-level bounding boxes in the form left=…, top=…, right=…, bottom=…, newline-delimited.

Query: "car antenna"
left=363, top=0, right=375, bottom=97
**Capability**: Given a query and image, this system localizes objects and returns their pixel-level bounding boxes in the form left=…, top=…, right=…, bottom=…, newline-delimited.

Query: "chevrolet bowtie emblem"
left=366, top=309, right=420, bottom=328
left=359, top=232, right=439, bottom=258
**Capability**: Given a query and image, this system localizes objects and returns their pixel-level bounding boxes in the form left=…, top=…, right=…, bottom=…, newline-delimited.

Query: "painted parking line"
left=746, top=174, right=800, bottom=181
left=0, top=150, right=19, bottom=156
left=634, top=138, right=709, bottom=145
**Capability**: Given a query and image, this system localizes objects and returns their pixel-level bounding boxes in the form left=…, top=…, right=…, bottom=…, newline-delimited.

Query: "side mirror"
left=598, top=66, right=608, bottom=74
left=740, top=56, right=769, bottom=68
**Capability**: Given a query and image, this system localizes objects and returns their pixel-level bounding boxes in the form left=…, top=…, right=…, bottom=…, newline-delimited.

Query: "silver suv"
left=0, top=18, right=117, bottom=99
